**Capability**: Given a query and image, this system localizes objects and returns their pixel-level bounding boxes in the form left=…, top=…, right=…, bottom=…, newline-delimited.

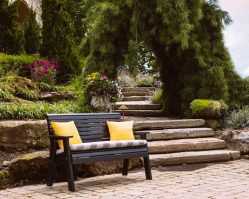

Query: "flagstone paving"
left=1, top=160, right=249, bottom=199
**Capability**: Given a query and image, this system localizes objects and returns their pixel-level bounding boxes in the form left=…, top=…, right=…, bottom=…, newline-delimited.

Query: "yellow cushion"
left=107, top=121, right=135, bottom=141
left=51, top=121, right=82, bottom=148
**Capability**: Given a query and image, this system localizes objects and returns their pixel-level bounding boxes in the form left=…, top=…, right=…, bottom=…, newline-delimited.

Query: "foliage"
left=0, top=0, right=24, bottom=54
left=223, top=106, right=249, bottom=129
left=0, top=89, right=14, bottom=102
left=84, top=72, right=119, bottom=101
left=82, top=0, right=245, bottom=116
left=0, top=100, right=91, bottom=120
left=40, top=0, right=81, bottom=79
left=0, top=75, right=39, bottom=101
left=0, top=53, right=42, bottom=77
left=190, top=99, right=228, bottom=119
left=135, top=75, right=153, bottom=87
left=24, top=9, right=41, bottom=54
left=152, top=89, right=163, bottom=105
left=118, top=75, right=136, bottom=87
left=27, top=60, right=59, bottom=84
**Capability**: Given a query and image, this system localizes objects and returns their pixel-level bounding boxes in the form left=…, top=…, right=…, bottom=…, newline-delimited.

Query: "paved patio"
left=0, top=160, right=249, bottom=199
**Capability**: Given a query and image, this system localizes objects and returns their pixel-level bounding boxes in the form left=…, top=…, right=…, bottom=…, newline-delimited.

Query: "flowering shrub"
left=84, top=72, right=120, bottom=101
left=27, top=60, right=59, bottom=84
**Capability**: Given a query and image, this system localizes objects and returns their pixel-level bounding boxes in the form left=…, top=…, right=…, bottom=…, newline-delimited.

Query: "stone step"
left=150, top=150, right=241, bottom=167
left=116, top=110, right=163, bottom=117
left=148, top=138, right=226, bottom=154
left=122, top=87, right=155, bottom=92
left=115, top=102, right=161, bottom=110
left=122, top=96, right=150, bottom=101
left=140, top=128, right=214, bottom=141
left=133, top=119, right=205, bottom=131
left=122, top=92, right=153, bottom=97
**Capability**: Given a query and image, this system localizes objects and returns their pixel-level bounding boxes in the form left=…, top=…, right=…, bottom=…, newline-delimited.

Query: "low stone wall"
left=0, top=120, right=48, bottom=150
left=0, top=151, right=142, bottom=189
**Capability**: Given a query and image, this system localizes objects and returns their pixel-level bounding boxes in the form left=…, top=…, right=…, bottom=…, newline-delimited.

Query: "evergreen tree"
left=24, top=9, right=40, bottom=54
left=81, top=0, right=247, bottom=116
left=40, top=0, right=81, bottom=79
left=0, top=0, right=24, bottom=54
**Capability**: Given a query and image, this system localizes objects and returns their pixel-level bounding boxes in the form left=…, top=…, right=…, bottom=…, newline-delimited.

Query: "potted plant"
left=84, top=72, right=121, bottom=112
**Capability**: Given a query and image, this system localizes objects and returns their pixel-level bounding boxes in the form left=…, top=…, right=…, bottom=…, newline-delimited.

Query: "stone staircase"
left=115, top=87, right=162, bottom=117
left=114, top=87, right=241, bottom=166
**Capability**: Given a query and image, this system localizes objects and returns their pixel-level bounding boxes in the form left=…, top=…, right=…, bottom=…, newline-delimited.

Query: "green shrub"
left=223, top=106, right=249, bottom=129
left=135, top=75, right=153, bottom=87
left=0, top=53, right=43, bottom=77
left=118, top=75, right=136, bottom=87
left=0, top=75, right=39, bottom=101
left=37, top=82, right=57, bottom=92
left=190, top=99, right=228, bottom=119
left=0, top=100, right=91, bottom=120
left=152, top=89, right=163, bottom=105
left=0, top=89, right=14, bottom=102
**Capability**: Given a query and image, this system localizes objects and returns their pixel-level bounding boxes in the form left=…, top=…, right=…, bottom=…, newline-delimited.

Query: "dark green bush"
left=190, top=99, right=228, bottom=119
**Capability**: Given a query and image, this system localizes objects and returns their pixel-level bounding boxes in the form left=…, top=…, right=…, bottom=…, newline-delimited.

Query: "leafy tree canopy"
left=81, top=0, right=248, bottom=116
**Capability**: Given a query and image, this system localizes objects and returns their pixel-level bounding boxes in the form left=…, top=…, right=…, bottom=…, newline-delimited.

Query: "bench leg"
left=122, top=159, right=129, bottom=176
left=143, top=156, right=152, bottom=180
left=63, top=139, right=75, bottom=192
left=47, top=140, right=56, bottom=187
left=47, top=157, right=55, bottom=186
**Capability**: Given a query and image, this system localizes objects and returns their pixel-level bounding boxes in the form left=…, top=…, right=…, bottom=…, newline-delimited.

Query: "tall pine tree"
left=0, top=0, right=24, bottom=54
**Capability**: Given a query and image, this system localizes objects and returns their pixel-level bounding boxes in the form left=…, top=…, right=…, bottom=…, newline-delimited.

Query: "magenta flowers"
left=27, top=60, right=59, bottom=84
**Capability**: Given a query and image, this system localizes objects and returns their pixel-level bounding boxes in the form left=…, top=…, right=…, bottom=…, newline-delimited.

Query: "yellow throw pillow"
left=107, top=121, right=135, bottom=141
left=51, top=121, right=82, bottom=148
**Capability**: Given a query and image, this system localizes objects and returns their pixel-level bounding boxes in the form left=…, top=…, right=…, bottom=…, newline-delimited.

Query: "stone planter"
left=91, top=95, right=111, bottom=112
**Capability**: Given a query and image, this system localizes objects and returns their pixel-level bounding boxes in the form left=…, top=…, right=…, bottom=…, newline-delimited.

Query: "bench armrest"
left=134, top=131, right=150, bottom=140
left=49, top=135, right=73, bottom=141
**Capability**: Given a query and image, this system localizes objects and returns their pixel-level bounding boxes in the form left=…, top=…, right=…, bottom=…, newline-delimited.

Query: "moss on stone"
left=190, top=99, right=228, bottom=119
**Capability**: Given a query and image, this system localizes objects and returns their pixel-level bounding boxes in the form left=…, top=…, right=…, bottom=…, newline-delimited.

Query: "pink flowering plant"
left=84, top=72, right=119, bottom=101
left=27, top=60, right=59, bottom=84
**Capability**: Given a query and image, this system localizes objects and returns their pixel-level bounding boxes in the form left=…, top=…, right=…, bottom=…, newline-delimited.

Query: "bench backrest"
left=47, top=113, right=121, bottom=143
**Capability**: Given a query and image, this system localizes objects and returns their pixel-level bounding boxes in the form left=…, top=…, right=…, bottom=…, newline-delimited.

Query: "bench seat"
left=57, top=140, right=147, bottom=153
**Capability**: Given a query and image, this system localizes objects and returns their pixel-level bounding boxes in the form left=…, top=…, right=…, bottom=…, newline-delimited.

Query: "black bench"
left=46, top=113, right=152, bottom=191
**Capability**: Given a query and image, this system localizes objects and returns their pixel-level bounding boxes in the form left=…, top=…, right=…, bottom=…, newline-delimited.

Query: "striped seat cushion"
left=57, top=140, right=147, bottom=153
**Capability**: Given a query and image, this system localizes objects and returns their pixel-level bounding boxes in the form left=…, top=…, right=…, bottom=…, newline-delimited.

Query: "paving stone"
left=1, top=160, right=249, bottom=198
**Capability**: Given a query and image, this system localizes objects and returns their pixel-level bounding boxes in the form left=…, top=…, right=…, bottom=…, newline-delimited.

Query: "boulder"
left=221, top=131, right=249, bottom=154
left=0, top=120, right=48, bottom=150
left=40, top=91, right=76, bottom=102
left=205, top=119, right=220, bottom=130
left=2, top=151, right=141, bottom=184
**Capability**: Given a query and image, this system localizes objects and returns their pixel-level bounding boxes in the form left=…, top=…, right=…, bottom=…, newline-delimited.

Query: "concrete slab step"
left=122, top=91, right=153, bottom=97
left=148, top=138, right=226, bottom=154
left=122, top=96, right=150, bottom=101
left=140, top=128, right=214, bottom=141
left=115, top=102, right=161, bottom=110
left=150, top=150, right=241, bottom=167
left=116, top=110, right=163, bottom=117
left=122, top=87, right=155, bottom=92
left=133, top=119, right=205, bottom=130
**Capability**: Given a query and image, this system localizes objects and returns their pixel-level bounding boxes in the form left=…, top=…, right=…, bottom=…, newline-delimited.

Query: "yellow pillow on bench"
left=107, top=121, right=135, bottom=141
left=51, top=121, right=82, bottom=148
